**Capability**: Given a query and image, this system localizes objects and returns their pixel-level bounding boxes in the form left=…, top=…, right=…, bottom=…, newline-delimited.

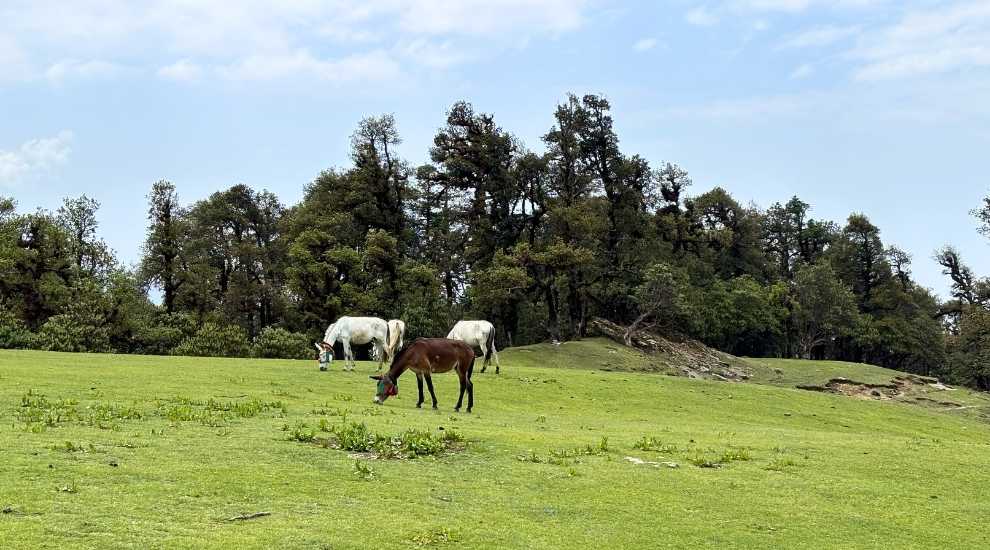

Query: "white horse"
left=447, top=320, right=500, bottom=374
left=316, top=316, right=390, bottom=371
left=370, top=319, right=406, bottom=365
left=386, top=319, right=406, bottom=359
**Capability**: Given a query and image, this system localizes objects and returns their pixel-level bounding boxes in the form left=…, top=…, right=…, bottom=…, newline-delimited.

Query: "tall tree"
left=139, top=180, right=187, bottom=313
left=831, top=214, right=888, bottom=310
left=57, top=195, right=113, bottom=278
left=791, top=263, right=860, bottom=359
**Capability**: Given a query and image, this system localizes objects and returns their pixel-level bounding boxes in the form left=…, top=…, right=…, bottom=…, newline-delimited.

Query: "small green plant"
left=353, top=460, right=375, bottom=480
left=56, top=481, right=79, bottom=494
left=50, top=441, right=88, bottom=453
left=765, top=458, right=798, bottom=471
left=633, top=436, right=678, bottom=453
left=688, top=447, right=752, bottom=468
left=286, top=422, right=316, bottom=443
left=409, top=527, right=455, bottom=546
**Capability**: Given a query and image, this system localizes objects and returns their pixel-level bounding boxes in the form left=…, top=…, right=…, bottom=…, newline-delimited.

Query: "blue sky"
left=1, top=0, right=988, bottom=296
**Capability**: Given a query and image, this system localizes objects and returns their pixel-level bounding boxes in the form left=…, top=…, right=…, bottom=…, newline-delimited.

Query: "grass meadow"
left=2, top=340, right=989, bottom=549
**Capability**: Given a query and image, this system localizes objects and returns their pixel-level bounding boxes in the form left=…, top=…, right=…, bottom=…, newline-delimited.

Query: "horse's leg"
left=466, top=359, right=475, bottom=412
left=343, top=338, right=353, bottom=371
left=479, top=339, right=489, bottom=373
left=455, top=369, right=466, bottom=412
left=416, top=374, right=424, bottom=408
left=377, top=339, right=386, bottom=371
left=492, top=342, right=501, bottom=375
left=424, top=375, right=438, bottom=409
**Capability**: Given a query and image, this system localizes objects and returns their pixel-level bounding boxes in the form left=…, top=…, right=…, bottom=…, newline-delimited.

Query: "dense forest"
left=2, top=95, right=988, bottom=389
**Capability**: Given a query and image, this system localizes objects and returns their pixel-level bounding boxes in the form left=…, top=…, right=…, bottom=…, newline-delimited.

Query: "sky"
left=1, top=0, right=988, bottom=296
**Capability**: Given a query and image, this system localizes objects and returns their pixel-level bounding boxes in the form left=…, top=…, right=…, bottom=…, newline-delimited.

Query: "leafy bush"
left=0, top=308, right=37, bottom=349
left=134, top=313, right=197, bottom=355
left=36, top=314, right=112, bottom=353
left=252, top=327, right=312, bottom=359
left=172, top=322, right=250, bottom=358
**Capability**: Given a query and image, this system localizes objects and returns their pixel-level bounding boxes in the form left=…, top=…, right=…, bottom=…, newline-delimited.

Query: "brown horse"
left=370, top=338, right=476, bottom=412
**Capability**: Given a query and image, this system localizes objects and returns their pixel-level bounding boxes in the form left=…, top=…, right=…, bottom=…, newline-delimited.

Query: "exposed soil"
left=589, top=318, right=752, bottom=382
left=797, top=375, right=961, bottom=404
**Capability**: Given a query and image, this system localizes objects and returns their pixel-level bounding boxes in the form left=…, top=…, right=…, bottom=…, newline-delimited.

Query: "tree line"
left=2, top=95, right=988, bottom=388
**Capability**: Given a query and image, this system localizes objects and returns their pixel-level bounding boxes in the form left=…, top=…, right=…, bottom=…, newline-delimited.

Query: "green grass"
left=1, top=345, right=989, bottom=548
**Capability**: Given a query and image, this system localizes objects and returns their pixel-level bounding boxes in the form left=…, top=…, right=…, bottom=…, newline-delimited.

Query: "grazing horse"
left=371, top=338, right=476, bottom=412
left=447, top=320, right=501, bottom=374
left=316, top=316, right=390, bottom=371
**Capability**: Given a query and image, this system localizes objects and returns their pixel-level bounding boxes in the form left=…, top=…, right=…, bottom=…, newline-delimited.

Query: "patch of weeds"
left=409, top=527, right=456, bottom=547
left=56, top=481, right=79, bottom=494
left=518, top=437, right=610, bottom=465
left=286, top=422, right=316, bottom=443
left=535, top=415, right=547, bottom=423
left=688, top=447, right=752, bottom=469
left=633, top=436, right=678, bottom=454
left=49, top=441, right=95, bottom=453
left=329, top=393, right=354, bottom=403
left=205, top=398, right=286, bottom=418
left=353, top=460, right=375, bottom=480
left=360, top=407, right=387, bottom=417
left=83, top=402, right=143, bottom=430
left=300, top=422, right=463, bottom=459
left=157, top=396, right=283, bottom=427
left=312, top=405, right=349, bottom=418
left=764, top=458, right=798, bottom=471
left=688, top=454, right=722, bottom=468
left=17, top=390, right=80, bottom=430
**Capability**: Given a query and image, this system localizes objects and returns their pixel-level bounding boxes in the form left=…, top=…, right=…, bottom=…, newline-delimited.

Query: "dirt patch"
left=797, top=378, right=902, bottom=400
left=797, top=375, right=956, bottom=402
left=589, top=318, right=751, bottom=381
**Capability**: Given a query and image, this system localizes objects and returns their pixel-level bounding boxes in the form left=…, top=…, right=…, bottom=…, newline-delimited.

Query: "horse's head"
left=370, top=374, right=397, bottom=404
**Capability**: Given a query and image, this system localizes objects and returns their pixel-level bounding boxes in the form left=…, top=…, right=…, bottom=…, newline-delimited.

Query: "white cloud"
left=218, top=49, right=401, bottom=83
left=157, top=59, right=202, bottom=81
left=686, top=6, right=719, bottom=26
left=853, top=1, right=990, bottom=80
left=634, top=38, right=658, bottom=52
left=390, top=0, right=586, bottom=35
left=0, top=0, right=590, bottom=85
left=397, top=39, right=470, bottom=69
left=780, top=25, right=860, bottom=49
left=729, top=0, right=884, bottom=13
left=790, top=63, right=814, bottom=78
left=44, top=59, right=122, bottom=82
left=0, top=131, right=73, bottom=187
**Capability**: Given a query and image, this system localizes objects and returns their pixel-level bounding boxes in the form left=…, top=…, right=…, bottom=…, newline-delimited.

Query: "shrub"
left=0, top=309, right=37, bottom=349
left=134, top=313, right=197, bottom=355
left=172, top=322, right=250, bottom=358
left=252, top=327, right=312, bottom=359
left=37, top=314, right=112, bottom=353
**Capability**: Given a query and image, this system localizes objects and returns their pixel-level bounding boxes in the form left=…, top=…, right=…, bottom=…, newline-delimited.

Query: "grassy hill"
left=2, top=345, right=989, bottom=548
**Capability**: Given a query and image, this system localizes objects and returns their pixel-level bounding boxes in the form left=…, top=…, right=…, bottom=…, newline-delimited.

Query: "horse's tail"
left=384, top=322, right=392, bottom=361
left=484, top=327, right=495, bottom=364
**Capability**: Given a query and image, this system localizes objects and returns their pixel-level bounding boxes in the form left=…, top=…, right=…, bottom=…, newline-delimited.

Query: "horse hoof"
left=416, top=404, right=422, bottom=409
left=432, top=405, right=438, bottom=410
left=467, top=409, right=472, bottom=413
